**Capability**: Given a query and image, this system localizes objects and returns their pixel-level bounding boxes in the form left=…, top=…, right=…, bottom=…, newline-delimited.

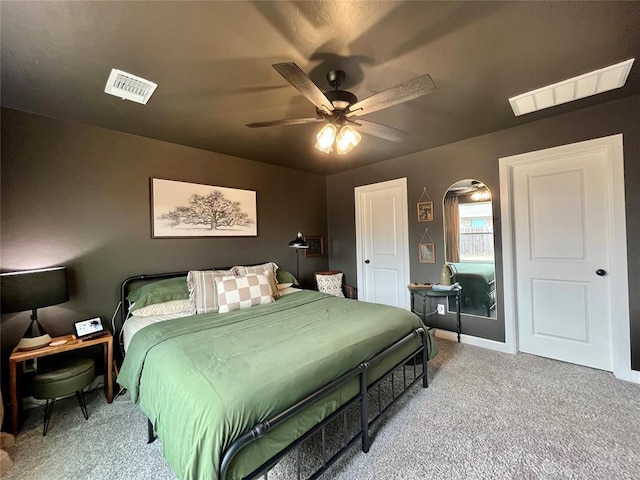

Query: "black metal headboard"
left=117, top=263, right=269, bottom=357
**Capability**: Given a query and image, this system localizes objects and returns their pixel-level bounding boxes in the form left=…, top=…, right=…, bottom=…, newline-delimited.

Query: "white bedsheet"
left=123, top=312, right=190, bottom=353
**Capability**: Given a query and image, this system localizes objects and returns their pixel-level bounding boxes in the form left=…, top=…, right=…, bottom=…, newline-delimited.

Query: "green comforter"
left=117, top=290, right=423, bottom=480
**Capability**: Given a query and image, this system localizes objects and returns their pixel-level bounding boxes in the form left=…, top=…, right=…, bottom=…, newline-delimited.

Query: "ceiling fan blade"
left=246, top=117, right=324, bottom=128
left=347, top=74, right=435, bottom=117
left=272, top=63, right=335, bottom=115
left=351, top=119, right=408, bottom=142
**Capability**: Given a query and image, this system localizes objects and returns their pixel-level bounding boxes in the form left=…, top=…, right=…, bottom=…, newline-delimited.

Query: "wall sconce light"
left=314, top=124, right=361, bottom=154
left=288, top=232, right=309, bottom=284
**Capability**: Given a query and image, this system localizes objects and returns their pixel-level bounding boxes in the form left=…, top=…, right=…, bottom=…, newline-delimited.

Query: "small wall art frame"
left=417, top=201, right=434, bottom=222
left=151, top=178, right=257, bottom=238
left=419, top=242, right=436, bottom=263
left=305, top=235, right=325, bottom=257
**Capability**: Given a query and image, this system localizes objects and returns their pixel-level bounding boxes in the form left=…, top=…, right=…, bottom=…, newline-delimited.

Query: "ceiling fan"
left=246, top=62, right=436, bottom=154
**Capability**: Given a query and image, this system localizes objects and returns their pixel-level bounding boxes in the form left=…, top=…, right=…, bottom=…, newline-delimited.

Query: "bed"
left=116, top=265, right=431, bottom=480
left=446, top=262, right=496, bottom=316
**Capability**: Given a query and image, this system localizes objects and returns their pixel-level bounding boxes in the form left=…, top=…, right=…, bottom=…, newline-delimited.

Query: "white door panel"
left=372, top=268, right=400, bottom=306
left=530, top=279, right=589, bottom=341
left=513, top=148, right=612, bottom=370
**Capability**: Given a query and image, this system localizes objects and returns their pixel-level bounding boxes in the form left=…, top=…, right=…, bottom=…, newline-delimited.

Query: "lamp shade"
left=314, top=124, right=337, bottom=153
left=1, top=266, right=69, bottom=313
left=288, top=232, right=309, bottom=249
left=335, top=125, right=361, bottom=154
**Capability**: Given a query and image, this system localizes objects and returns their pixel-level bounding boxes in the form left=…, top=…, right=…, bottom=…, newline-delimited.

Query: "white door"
left=355, top=178, right=410, bottom=309
left=511, top=141, right=619, bottom=370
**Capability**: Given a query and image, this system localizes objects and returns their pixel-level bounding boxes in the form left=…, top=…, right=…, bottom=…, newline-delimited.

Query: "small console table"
left=8, top=332, right=113, bottom=436
left=408, top=285, right=462, bottom=342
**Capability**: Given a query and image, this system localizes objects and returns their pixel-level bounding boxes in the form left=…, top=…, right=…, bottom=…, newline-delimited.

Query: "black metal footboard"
left=218, top=326, right=428, bottom=480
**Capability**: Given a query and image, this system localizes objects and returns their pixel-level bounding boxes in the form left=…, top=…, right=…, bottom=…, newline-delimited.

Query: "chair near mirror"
left=314, top=271, right=357, bottom=299
left=443, top=179, right=497, bottom=318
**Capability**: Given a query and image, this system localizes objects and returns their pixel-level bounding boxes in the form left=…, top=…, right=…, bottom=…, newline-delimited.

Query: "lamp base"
left=17, top=334, right=52, bottom=351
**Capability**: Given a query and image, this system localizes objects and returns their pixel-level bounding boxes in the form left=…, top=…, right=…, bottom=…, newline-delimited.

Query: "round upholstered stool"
left=33, top=358, right=95, bottom=436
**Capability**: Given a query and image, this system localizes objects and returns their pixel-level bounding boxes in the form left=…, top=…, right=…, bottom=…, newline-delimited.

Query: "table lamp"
left=0, top=266, right=69, bottom=350
left=288, top=232, right=308, bottom=284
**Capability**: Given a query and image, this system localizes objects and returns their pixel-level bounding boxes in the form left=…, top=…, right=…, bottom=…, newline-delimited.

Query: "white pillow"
left=216, top=273, right=274, bottom=313
left=316, top=273, right=345, bottom=298
left=131, top=299, right=193, bottom=317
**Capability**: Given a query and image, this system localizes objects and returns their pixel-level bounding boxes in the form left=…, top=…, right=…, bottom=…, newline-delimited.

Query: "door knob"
left=364, top=259, right=371, bottom=264
left=595, top=269, right=607, bottom=277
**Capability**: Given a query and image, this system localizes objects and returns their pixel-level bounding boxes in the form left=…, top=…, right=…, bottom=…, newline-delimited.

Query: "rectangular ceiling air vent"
left=509, top=58, right=634, bottom=116
left=104, top=68, right=158, bottom=105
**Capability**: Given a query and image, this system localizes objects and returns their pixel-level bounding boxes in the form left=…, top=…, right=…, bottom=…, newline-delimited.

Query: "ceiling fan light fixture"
left=315, top=123, right=337, bottom=153
left=471, top=188, right=491, bottom=201
left=335, top=125, right=361, bottom=155
left=332, top=100, right=351, bottom=110
left=248, top=63, right=434, bottom=151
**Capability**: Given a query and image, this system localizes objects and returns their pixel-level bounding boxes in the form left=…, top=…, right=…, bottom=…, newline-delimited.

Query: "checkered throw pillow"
left=234, top=262, right=280, bottom=298
left=216, top=273, right=274, bottom=313
left=187, top=269, right=234, bottom=314
left=316, top=273, right=345, bottom=298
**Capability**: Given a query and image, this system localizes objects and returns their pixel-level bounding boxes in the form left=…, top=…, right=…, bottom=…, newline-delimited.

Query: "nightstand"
left=408, top=285, right=462, bottom=342
left=8, top=332, right=113, bottom=436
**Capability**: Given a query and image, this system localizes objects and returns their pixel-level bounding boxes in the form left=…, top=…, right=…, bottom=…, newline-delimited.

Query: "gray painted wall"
left=0, top=108, right=328, bottom=373
left=326, top=94, right=640, bottom=371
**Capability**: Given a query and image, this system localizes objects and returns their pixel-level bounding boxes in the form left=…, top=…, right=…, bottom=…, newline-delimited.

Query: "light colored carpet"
left=3, top=338, right=640, bottom=479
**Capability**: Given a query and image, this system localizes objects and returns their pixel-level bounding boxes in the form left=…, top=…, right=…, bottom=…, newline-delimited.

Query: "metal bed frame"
left=118, top=269, right=429, bottom=480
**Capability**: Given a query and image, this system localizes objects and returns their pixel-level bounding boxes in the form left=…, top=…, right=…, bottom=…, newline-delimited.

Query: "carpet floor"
left=3, top=338, right=640, bottom=479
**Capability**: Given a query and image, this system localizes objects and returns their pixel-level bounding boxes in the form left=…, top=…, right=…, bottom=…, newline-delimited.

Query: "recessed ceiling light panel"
left=104, top=68, right=157, bottom=105
left=509, top=58, right=634, bottom=116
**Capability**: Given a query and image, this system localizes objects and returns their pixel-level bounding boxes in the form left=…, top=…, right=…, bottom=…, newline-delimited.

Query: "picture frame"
left=417, top=201, right=434, bottom=222
left=304, top=235, right=325, bottom=257
left=151, top=178, right=257, bottom=238
left=418, top=242, right=436, bottom=263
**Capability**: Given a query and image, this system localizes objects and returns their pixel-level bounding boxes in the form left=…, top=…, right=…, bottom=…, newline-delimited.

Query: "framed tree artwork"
left=151, top=178, right=257, bottom=238
left=305, top=235, right=324, bottom=257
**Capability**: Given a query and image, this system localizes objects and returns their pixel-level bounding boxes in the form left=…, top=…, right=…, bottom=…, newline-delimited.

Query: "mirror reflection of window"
left=458, top=202, right=494, bottom=262
left=443, top=180, right=497, bottom=319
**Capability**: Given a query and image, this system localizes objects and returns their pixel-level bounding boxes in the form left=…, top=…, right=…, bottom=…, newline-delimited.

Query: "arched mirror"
left=443, top=179, right=497, bottom=319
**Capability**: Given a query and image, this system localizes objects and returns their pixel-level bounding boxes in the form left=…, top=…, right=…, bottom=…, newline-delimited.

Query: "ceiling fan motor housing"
left=318, top=89, right=358, bottom=121
left=321, top=69, right=358, bottom=113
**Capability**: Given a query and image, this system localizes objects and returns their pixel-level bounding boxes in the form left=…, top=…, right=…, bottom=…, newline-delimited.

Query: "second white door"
left=355, top=178, right=410, bottom=309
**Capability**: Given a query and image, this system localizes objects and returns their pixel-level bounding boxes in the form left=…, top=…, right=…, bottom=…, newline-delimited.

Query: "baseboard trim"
left=433, top=330, right=512, bottom=354
left=617, top=367, right=640, bottom=384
